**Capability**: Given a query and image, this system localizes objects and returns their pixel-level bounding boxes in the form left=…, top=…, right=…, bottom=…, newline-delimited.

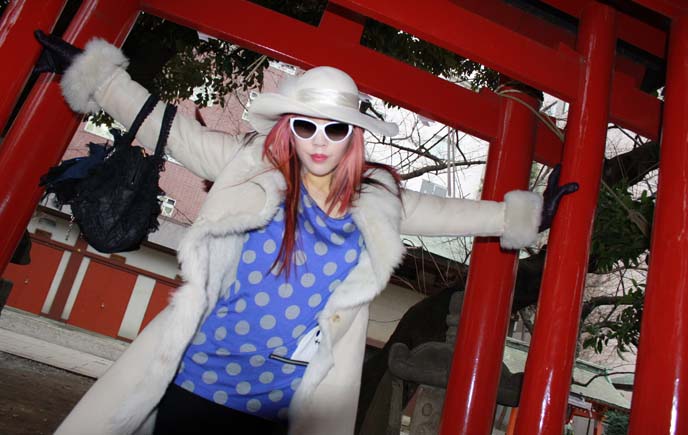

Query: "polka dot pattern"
left=214, top=327, right=227, bottom=341
left=269, top=389, right=283, bottom=402
left=235, top=299, right=247, bottom=313
left=174, top=185, right=363, bottom=421
left=192, top=352, right=208, bottom=364
left=242, top=250, right=256, bottom=264
left=248, top=271, right=263, bottom=285
left=237, top=381, right=251, bottom=395
left=235, top=321, right=250, bottom=335
left=267, top=337, right=283, bottom=348
left=254, top=292, right=270, bottom=307
left=314, top=241, right=328, bottom=256
left=214, top=390, right=228, bottom=404
left=226, top=363, right=241, bottom=376
left=323, top=262, right=337, bottom=276
left=240, top=344, right=257, bottom=353
left=263, top=239, right=276, bottom=254
left=203, top=370, right=218, bottom=384
left=216, top=306, right=229, bottom=318
left=181, top=380, right=194, bottom=392
left=247, top=399, right=262, bottom=412
left=308, top=294, right=322, bottom=308
left=192, top=332, right=206, bottom=346
left=285, top=305, right=300, bottom=320
left=250, top=355, right=265, bottom=367
left=300, top=273, right=316, bottom=288
left=278, top=283, right=293, bottom=298
left=260, top=315, right=276, bottom=330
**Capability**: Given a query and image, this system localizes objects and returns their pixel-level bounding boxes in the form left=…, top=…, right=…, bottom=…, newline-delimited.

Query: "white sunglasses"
left=289, top=118, right=353, bottom=143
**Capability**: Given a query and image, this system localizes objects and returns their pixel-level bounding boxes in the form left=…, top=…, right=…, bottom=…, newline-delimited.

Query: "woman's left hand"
left=539, top=164, right=579, bottom=232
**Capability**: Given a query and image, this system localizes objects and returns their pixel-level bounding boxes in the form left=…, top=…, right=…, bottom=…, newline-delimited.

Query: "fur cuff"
left=61, top=38, right=129, bottom=114
left=500, top=190, right=542, bottom=249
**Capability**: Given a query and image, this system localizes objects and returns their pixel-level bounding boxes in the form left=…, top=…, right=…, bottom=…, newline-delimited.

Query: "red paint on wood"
left=515, top=5, right=617, bottom=434
left=3, top=240, right=63, bottom=314
left=440, top=85, right=539, bottom=434
left=629, top=14, right=688, bottom=435
left=0, top=0, right=66, bottom=131
left=66, top=260, right=137, bottom=338
left=139, top=280, right=176, bottom=332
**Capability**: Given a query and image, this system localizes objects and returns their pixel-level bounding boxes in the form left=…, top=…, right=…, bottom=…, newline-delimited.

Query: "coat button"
left=332, top=314, right=341, bottom=323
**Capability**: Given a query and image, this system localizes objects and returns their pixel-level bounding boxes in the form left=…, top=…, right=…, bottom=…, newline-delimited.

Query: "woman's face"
left=290, top=116, right=353, bottom=181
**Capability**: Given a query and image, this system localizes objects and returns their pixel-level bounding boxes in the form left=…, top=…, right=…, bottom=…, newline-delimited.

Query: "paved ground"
left=0, top=351, right=93, bottom=435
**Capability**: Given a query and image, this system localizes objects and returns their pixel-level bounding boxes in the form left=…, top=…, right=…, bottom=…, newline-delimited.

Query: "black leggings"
left=154, top=383, right=288, bottom=434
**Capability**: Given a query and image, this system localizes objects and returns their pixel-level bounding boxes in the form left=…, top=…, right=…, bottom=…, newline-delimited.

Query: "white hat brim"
left=247, top=93, right=399, bottom=137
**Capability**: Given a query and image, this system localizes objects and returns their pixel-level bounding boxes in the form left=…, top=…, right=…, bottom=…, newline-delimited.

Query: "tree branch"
left=387, top=141, right=445, bottom=165
left=580, top=295, right=629, bottom=321
left=603, top=140, right=660, bottom=186
left=400, top=160, right=486, bottom=180
left=572, top=371, right=635, bottom=388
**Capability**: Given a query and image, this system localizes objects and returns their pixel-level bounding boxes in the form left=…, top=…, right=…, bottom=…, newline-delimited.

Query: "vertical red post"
left=0, top=0, right=67, bottom=131
left=0, top=0, right=140, bottom=275
left=514, top=4, right=616, bottom=435
left=628, top=14, right=688, bottom=435
left=438, top=85, right=539, bottom=434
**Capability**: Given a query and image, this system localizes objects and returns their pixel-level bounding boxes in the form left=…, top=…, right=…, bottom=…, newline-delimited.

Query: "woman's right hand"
left=34, top=30, right=82, bottom=75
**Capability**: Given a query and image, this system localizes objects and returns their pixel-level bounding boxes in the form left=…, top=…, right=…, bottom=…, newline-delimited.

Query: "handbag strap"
left=153, top=103, right=178, bottom=160
left=121, top=94, right=159, bottom=145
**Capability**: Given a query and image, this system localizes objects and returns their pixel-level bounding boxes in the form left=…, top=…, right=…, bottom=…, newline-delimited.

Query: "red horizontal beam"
left=141, top=0, right=562, bottom=162
left=633, top=0, right=688, bottom=18
left=336, top=0, right=662, bottom=140
left=610, top=72, right=662, bottom=140
left=141, top=0, right=494, bottom=138
left=332, top=0, right=581, bottom=103
left=541, top=0, right=667, bottom=58
left=461, top=0, right=576, bottom=51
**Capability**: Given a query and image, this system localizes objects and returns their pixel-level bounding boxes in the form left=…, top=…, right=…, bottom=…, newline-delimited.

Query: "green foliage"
left=89, top=2, right=502, bottom=125
left=583, top=280, right=644, bottom=354
left=153, top=37, right=266, bottom=107
left=590, top=182, right=654, bottom=273
left=250, top=1, right=500, bottom=90
left=361, top=21, right=499, bottom=90
left=604, top=409, right=629, bottom=435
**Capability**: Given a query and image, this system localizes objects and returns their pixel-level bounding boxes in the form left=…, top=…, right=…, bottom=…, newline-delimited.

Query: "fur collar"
left=110, top=150, right=405, bottom=433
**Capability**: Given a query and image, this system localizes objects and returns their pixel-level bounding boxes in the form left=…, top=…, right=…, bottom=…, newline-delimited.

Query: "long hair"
left=262, top=114, right=399, bottom=275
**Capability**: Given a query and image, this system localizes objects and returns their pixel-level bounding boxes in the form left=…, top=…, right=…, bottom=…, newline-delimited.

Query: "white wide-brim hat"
left=247, top=66, right=399, bottom=137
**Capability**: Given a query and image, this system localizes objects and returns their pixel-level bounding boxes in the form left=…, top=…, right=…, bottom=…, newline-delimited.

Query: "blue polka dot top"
left=174, top=185, right=363, bottom=421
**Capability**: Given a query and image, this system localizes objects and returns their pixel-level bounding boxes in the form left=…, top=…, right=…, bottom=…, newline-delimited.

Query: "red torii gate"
left=0, top=0, right=686, bottom=434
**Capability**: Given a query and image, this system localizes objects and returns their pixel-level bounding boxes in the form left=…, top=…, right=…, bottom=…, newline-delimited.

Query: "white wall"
left=367, top=282, right=425, bottom=344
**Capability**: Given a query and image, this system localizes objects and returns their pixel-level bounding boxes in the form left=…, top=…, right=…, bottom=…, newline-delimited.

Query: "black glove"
left=539, top=164, right=579, bottom=232
left=34, top=29, right=83, bottom=75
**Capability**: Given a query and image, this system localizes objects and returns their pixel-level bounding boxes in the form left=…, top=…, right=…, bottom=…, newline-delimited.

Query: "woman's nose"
left=312, top=130, right=328, bottom=146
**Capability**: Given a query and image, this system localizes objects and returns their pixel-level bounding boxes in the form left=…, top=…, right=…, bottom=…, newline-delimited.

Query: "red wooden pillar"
left=0, top=0, right=140, bottom=275
left=0, top=0, right=66, bottom=131
left=514, top=4, right=616, bottom=435
left=439, top=84, right=539, bottom=434
left=628, top=14, right=688, bottom=435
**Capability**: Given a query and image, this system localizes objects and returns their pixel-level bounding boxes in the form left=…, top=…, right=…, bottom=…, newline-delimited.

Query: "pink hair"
left=262, top=114, right=399, bottom=275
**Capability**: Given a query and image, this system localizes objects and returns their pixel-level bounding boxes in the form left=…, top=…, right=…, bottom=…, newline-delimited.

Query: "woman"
left=35, top=33, right=574, bottom=435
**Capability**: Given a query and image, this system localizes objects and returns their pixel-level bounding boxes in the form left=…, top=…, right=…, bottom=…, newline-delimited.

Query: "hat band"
left=296, top=88, right=359, bottom=110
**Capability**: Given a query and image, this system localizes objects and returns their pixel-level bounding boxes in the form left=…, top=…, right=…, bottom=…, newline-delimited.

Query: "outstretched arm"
left=35, top=31, right=247, bottom=182
left=400, top=189, right=543, bottom=249
left=400, top=165, right=578, bottom=249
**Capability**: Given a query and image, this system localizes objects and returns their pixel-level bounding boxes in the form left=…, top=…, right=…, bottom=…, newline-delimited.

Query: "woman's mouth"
left=311, top=154, right=328, bottom=163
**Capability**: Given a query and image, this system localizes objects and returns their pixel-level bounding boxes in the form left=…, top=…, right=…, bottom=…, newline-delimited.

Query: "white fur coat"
left=54, top=39, right=542, bottom=435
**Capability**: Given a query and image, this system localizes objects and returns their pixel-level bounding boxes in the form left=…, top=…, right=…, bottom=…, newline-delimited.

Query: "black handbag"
left=40, top=95, right=177, bottom=253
